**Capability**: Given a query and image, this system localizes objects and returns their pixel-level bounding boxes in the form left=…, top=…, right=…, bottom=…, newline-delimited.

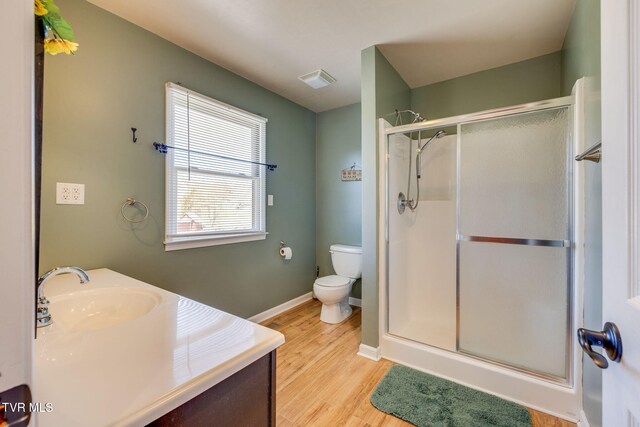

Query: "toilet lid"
left=314, top=275, right=351, bottom=287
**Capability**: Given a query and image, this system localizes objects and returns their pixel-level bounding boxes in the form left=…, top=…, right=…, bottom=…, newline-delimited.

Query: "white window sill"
left=164, top=232, right=268, bottom=251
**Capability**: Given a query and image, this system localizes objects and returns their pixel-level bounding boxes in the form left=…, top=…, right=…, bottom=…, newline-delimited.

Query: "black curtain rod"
left=153, top=142, right=277, bottom=171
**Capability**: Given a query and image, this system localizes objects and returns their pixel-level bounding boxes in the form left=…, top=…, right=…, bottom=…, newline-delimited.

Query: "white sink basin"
left=49, top=287, right=161, bottom=332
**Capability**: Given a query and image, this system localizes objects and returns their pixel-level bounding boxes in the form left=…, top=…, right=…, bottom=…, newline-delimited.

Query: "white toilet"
left=314, top=244, right=362, bottom=324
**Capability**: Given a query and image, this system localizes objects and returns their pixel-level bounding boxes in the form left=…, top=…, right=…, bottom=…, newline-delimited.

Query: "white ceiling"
left=88, top=0, right=576, bottom=113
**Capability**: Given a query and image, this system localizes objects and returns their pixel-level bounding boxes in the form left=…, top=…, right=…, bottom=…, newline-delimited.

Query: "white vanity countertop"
left=34, top=268, right=285, bottom=427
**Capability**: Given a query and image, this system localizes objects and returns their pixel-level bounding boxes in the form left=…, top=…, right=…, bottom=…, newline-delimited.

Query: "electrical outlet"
left=56, top=182, right=85, bottom=205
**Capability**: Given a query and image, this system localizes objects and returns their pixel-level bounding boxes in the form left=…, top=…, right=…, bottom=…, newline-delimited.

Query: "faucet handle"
left=38, top=296, right=49, bottom=305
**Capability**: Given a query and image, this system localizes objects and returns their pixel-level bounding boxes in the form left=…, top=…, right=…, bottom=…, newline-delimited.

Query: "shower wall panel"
left=387, top=133, right=457, bottom=351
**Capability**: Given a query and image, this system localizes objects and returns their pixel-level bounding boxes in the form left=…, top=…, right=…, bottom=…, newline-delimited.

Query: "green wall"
left=561, top=1, right=602, bottom=426
left=316, top=103, right=362, bottom=298
left=561, top=1, right=601, bottom=96
left=40, top=0, right=317, bottom=318
left=411, top=52, right=563, bottom=120
left=361, top=46, right=411, bottom=347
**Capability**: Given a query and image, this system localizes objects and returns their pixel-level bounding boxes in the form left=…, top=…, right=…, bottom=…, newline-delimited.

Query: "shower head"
left=418, top=130, right=446, bottom=153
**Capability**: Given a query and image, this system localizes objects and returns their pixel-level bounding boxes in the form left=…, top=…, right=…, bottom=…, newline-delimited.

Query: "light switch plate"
left=56, top=182, right=85, bottom=205
left=268, top=195, right=274, bottom=206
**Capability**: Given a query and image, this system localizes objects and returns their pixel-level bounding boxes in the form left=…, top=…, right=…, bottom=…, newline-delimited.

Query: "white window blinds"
left=164, top=82, right=267, bottom=250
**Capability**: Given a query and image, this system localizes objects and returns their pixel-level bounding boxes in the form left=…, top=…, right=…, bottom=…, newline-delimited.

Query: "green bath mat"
left=370, top=365, right=531, bottom=427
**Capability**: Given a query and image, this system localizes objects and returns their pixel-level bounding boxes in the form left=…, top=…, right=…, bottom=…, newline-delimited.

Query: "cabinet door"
left=148, top=352, right=276, bottom=426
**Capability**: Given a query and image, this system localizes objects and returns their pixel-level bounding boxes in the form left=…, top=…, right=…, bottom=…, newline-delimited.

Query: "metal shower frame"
left=383, top=95, right=575, bottom=385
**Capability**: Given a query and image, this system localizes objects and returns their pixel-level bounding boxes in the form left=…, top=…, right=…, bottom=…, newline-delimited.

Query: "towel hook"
left=575, top=141, right=601, bottom=163
left=131, top=127, right=138, bottom=143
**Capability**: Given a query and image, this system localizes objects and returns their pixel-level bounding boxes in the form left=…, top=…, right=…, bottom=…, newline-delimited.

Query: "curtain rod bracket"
left=153, top=142, right=168, bottom=154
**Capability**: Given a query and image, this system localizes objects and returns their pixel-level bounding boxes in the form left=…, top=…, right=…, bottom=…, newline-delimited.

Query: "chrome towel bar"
left=575, top=141, right=601, bottom=163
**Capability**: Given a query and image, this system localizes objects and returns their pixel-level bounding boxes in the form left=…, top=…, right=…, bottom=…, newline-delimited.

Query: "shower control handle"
left=577, top=322, right=622, bottom=369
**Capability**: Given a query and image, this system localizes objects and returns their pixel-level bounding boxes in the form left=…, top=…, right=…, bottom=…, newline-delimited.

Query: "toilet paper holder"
left=279, top=241, right=293, bottom=260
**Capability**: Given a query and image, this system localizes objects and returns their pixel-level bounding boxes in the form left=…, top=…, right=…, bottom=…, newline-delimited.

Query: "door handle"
left=577, top=322, right=623, bottom=369
left=0, top=384, right=31, bottom=427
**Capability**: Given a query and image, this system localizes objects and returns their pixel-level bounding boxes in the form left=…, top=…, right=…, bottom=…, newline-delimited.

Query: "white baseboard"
left=578, top=410, right=591, bottom=427
left=248, top=292, right=313, bottom=324
left=357, top=344, right=381, bottom=361
left=349, top=297, right=362, bottom=307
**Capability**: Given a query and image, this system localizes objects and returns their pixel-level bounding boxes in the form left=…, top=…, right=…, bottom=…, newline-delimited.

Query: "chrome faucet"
left=37, top=266, right=90, bottom=328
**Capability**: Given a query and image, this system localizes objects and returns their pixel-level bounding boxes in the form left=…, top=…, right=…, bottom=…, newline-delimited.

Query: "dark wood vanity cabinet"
left=147, top=351, right=276, bottom=427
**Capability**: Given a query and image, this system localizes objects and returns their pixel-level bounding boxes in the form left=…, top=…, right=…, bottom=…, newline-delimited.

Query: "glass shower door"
left=457, top=107, right=572, bottom=381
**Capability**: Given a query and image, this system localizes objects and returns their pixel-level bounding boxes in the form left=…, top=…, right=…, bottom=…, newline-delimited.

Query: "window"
left=164, top=82, right=267, bottom=251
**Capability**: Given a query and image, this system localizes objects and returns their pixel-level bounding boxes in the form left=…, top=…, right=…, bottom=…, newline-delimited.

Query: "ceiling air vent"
left=298, top=69, right=336, bottom=89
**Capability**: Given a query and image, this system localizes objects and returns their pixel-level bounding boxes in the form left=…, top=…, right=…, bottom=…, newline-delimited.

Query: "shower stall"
left=378, top=94, right=584, bottom=420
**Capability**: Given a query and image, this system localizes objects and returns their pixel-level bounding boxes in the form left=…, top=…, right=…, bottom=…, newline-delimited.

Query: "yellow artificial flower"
left=44, top=38, right=79, bottom=55
left=34, top=0, right=48, bottom=16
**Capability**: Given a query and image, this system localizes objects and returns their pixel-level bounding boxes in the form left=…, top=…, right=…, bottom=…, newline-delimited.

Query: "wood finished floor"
left=261, top=299, right=575, bottom=427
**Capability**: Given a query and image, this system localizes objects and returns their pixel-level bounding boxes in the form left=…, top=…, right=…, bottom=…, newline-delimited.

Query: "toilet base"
left=320, top=297, right=353, bottom=324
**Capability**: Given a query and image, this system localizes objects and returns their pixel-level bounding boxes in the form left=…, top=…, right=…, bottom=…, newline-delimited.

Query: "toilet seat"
left=314, top=275, right=351, bottom=287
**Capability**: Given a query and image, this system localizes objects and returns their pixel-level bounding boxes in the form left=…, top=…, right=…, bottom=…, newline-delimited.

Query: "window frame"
left=164, top=82, right=268, bottom=251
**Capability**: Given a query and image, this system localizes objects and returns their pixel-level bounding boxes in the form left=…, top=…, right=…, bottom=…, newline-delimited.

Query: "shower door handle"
left=577, top=322, right=623, bottom=369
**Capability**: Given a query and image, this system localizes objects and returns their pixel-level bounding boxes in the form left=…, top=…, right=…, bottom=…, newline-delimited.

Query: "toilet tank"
left=330, top=244, right=362, bottom=279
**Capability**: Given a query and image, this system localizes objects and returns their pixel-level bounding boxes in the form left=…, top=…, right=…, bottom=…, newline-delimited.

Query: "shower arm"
left=392, top=109, right=425, bottom=126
